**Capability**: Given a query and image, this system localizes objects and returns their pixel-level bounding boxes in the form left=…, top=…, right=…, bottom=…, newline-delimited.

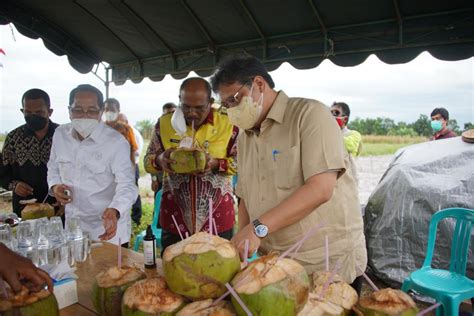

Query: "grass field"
left=359, top=135, right=427, bottom=156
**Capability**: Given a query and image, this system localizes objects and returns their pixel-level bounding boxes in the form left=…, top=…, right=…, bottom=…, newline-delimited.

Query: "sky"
left=0, top=24, right=473, bottom=133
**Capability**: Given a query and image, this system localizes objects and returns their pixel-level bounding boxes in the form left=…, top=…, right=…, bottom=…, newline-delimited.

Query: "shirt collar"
left=204, top=109, right=214, bottom=125
left=265, top=90, right=288, bottom=124
left=69, top=120, right=104, bottom=143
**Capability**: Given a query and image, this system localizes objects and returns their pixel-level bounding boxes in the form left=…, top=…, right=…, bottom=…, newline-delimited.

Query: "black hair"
left=332, top=102, right=351, bottom=119
left=22, top=88, right=51, bottom=109
left=104, top=98, right=120, bottom=111
left=430, top=107, right=449, bottom=121
left=162, top=102, right=177, bottom=111
left=69, top=84, right=104, bottom=109
left=210, top=55, right=275, bottom=93
left=179, top=77, right=212, bottom=99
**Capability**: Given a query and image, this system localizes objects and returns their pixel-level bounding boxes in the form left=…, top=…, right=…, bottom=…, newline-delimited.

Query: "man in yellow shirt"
left=331, top=102, right=362, bottom=157
left=211, top=56, right=366, bottom=291
left=144, top=78, right=238, bottom=252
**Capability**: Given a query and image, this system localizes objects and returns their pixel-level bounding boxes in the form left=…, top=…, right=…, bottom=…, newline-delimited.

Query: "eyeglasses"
left=221, top=80, right=252, bottom=108
left=69, top=107, right=101, bottom=118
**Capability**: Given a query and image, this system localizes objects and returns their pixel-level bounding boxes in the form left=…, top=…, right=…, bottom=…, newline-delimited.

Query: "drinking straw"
left=41, top=192, right=50, bottom=204
left=319, top=259, right=342, bottom=300
left=209, top=198, right=213, bottom=235
left=213, top=219, right=218, bottom=236
left=278, top=221, right=325, bottom=260
left=118, top=237, right=122, bottom=269
left=224, top=283, right=253, bottom=316
left=191, top=121, right=195, bottom=148
left=171, top=215, right=184, bottom=240
left=185, top=232, right=189, bottom=238
left=291, top=242, right=304, bottom=259
left=325, top=235, right=329, bottom=271
left=356, top=265, right=379, bottom=291
left=417, top=302, right=441, bottom=316
left=243, top=239, right=249, bottom=267
left=0, top=278, right=8, bottom=299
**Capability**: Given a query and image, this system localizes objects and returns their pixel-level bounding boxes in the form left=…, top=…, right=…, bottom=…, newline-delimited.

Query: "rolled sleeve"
left=301, top=104, right=346, bottom=182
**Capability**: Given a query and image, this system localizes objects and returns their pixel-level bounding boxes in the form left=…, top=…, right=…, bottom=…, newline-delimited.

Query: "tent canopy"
left=1, top=0, right=473, bottom=85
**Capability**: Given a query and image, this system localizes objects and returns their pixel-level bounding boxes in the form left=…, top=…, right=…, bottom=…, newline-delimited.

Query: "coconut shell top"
left=95, top=266, right=146, bottom=288
left=311, top=271, right=358, bottom=310
left=176, top=299, right=236, bottom=316
left=298, top=292, right=346, bottom=316
left=21, top=203, right=55, bottom=220
left=357, top=288, right=418, bottom=315
left=122, top=278, right=184, bottom=314
left=170, top=148, right=207, bottom=174
left=0, top=287, right=57, bottom=313
left=163, top=232, right=237, bottom=262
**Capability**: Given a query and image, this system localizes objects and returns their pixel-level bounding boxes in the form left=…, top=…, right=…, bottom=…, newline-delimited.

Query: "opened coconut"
left=92, top=265, right=146, bottom=315
left=170, top=148, right=206, bottom=174
left=122, top=278, right=184, bottom=316
left=298, top=292, right=351, bottom=316
left=230, top=253, right=310, bottom=316
left=163, top=232, right=240, bottom=300
left=0, top=286, right=59, bottom=316
left=356, top=288, right=418, bottom=316
left=21, top=203, right=55, bottom=220
left=176, top=299, right=235, bottom=316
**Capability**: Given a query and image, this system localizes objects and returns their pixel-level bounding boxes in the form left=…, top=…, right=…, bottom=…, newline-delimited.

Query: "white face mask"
left=227, top=84, right=263, bottom=130
left=104, top=111, right=119, bottom=122
left=71, top=118, right=99, bottom=138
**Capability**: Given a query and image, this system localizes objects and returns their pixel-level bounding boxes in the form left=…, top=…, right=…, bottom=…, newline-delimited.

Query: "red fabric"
left=433, top=128, right=457, bottom=140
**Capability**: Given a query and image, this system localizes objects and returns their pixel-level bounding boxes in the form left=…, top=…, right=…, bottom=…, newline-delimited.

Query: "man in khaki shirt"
left=210, top=56, right=367, bottom=287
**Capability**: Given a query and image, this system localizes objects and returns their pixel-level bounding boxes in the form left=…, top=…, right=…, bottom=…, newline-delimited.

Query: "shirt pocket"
left=275, top=146, right=302, bottom=190
left=84, top=162, right=110, bottom=186
left=57, top=157, right=74, bottom=184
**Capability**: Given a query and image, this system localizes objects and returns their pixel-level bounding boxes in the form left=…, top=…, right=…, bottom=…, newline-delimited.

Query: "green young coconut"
left=0, top=287, right=59, bottom=316
left=355, top=288, right=418, bottom=316
left=163, top=232, right=241, bottom=300
left=176, top=299, right=236, bottom=316
left=21, top=203, right=55, bottom=220
left=92, top=265, right=146, bottom=316
left=121, top=278, right=185, bottom=316
left=230, top=254, right=310, bottom=316
left=170, top=148, right=206, bottom=174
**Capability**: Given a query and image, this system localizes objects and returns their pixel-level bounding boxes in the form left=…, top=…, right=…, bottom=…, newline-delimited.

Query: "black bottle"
left=143, top=225, right=156, bottom=269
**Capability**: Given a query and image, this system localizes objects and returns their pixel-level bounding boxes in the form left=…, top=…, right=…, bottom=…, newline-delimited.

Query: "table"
left=59, top=242, right=163, bottom=315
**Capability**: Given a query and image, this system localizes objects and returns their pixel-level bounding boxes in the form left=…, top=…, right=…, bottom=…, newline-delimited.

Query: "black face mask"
left=25, top=114, right=48, bottom=131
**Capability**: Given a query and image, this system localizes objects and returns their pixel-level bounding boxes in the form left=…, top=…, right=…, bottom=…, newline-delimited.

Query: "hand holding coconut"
left=231, top=223, right=261, bottom=262
left=156, top=148, right=177, bottom=174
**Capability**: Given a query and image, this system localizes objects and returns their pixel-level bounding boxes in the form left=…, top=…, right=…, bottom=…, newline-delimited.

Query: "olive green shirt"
left=236, top=91, right=367, bottom=282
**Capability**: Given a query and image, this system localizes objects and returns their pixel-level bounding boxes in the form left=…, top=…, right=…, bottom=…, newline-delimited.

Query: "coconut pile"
left=0, top=286, right=58, bottom=315
left=95, top=265, right=146, bottom=288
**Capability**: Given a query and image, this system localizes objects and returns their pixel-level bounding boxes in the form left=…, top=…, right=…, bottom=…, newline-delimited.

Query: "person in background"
left=151, top=102, right=178, bottom=195
left=211, top=56, right=366, bottom=291
left=0, top=89, right=58, bottom=216
left=0, top=242, right=53, bottom=293
left=117, top=112, right=143, bottom=226
left=330, top=102, right=362, bottom=157
left=47, top=84, right=138, bottom=247
left=144, top=78, right=238, bottom=253
left=430, top=107, right=457, bottom=140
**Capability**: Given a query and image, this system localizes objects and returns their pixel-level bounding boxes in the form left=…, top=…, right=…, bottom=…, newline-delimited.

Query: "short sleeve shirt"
left=236, top=91, right=367, bottom=282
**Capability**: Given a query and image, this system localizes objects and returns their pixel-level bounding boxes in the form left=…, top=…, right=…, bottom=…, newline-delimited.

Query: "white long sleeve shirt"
left=47, top=122, right=138, bottom=243
left=131, top=126, right=144, bottom=165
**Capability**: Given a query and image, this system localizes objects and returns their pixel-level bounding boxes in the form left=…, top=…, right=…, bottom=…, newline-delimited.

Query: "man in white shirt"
left=47, top=84, right=138, bottom=246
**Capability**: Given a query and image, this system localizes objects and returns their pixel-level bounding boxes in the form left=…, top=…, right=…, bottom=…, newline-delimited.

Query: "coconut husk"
left=170, top=148, right=207, bottom=174
left=21, top=203, right=55, bottom=220
left=0, top=286, right=59, bottom=315
left=462, top=129, right=474, bottom=143
left=177, top=299, right=236, bottom=316
left=356, top=288, right=418, bottom=315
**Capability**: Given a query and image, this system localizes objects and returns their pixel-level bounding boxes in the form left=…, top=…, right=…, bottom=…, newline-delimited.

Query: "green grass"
left=138, top=140, right=150, bottom=177
left=359, top=135, right=427, bottom=156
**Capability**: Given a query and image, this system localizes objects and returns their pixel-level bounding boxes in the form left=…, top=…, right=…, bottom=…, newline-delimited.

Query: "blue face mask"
left=431, top=120, right=443, bottom=132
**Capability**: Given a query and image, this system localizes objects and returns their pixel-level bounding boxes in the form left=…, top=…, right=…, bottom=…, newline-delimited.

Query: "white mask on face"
left=104, top=111, right=119, bottom=122
left=71, top=118, right=99, bottom=138
left=226, top=84, right=263, bottom=130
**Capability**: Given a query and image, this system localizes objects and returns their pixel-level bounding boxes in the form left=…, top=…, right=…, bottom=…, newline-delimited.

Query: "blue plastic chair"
left=402, top=208, right=474, bottom=316
left=133, top=189, right=163, bottom=251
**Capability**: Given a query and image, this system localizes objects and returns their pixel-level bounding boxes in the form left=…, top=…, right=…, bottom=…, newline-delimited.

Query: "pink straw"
left=319, top=259, right=342, bottom=300
left=356, top=265, right=379, bottom=291
left=118, top=237, right=122, bottom=269
left=290, top=241, right=304, bottom=259
left=224, top=283, right=253, bottom=316
left=417, top=302, right=441, bottom=316
left=185, top=232, right=189, bottom=238
left=325, top=235, right=329, bottom=271
left=243, top=239, right=250, bottom=267
left=213, top=218, right=218, bottom=236
left=209, top=198, right=213, bottom=235
left=171, top=215, right=184, bottom=240
left=0, top=278, right=8, bottom=299
left=278, top=221, right=325, bottom=260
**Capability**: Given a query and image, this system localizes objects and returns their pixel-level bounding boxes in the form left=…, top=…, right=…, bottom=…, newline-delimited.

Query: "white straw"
left=356, top=265, right=379, bottom=291
left=209, top=198, right=213, bottom=235
left=171, top=215, right=184, bottom=240
left=185, top=232, right=189, bottom=238
left=417, top=302, right=441, bottom=316
left=213, top=218, right=218, bottom=236
left=225, top=283, right=253, bottom=316
left=243, top=239, right=249, bottom=267
left=325, top=235, right=329, bottom=271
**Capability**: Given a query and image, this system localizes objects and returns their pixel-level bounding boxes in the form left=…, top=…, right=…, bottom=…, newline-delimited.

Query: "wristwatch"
left=252, top=219, right=269, bottom=238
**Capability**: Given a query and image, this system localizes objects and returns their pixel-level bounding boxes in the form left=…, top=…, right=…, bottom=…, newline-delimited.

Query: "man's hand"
left=156, top=148, right=176, bottom=174
left=99, top=208, right=120, bottom=241
left=14, top=182, right=34, bottom=197
left=51, top=184, right=72, bottom=205
left=0, top=243, right=53, bottom=293
left=231, top=224, right=261, bottom=262
left=204, top=155, right=219, bottom=173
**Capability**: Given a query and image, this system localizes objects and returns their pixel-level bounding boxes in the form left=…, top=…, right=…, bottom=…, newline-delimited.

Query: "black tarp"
left=0, top=0, right=473, bottom=84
